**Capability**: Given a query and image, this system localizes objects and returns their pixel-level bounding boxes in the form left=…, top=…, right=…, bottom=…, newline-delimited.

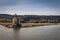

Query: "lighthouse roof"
left=14, top=13, right=17, bottom=17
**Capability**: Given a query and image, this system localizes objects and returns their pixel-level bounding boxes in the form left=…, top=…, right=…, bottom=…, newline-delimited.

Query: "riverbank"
left=0, top=23, right=60, bottom=28
left=21, top=23, right=59, bottom=28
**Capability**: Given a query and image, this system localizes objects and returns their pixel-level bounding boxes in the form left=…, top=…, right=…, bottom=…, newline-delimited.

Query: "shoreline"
left=21, top=23, right=59, bottom=28
left=0, top=23, right=60, bottom=28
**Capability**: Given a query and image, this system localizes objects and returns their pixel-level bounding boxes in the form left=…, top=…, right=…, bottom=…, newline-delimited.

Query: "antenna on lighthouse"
left=14, top=13, right=17, bottom=17
left=15, top=13, right=17, bottom=15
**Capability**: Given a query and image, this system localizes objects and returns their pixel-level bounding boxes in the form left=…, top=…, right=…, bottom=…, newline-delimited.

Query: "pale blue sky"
left=0, top=0, right=60, bottom=15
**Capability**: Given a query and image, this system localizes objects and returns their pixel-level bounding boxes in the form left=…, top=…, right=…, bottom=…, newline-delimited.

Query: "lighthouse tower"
left=12, top=13, right=17, bottom=24
left=12, top=13, right=21, bottom=28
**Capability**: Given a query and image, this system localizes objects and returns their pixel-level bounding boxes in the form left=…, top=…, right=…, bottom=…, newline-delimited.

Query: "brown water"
left=0, top=25, right=60, bottom=40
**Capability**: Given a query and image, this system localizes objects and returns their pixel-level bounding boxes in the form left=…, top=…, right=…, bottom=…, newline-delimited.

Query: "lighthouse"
left=12, top=13, right=22, bottom=28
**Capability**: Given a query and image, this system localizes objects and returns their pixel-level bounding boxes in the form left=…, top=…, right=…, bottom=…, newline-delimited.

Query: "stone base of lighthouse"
left=12, top=23, right=22, bottom=29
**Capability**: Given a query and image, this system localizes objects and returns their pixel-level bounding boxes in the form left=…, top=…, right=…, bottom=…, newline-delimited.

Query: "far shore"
left=0, top=23, right=60, bottom=28
left=21, top=23, right=59, bottom=27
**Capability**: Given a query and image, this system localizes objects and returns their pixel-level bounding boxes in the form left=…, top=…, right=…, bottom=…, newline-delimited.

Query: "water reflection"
left=13, top=28, right=21, bottom=40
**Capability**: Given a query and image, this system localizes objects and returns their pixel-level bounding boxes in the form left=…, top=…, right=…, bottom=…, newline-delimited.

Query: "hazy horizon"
left=0, top=0, right=60, bottom=15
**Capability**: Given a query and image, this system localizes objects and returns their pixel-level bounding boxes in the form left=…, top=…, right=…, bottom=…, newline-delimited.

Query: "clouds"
left=0, top=0, right=20, bottom=6
left=0, top=6, right=60, bottom=15
left=0, top=0, right=60, bottom=6
left=0, top=0, right=60, bottom=8
left=0, top=0, right=60, bottom=15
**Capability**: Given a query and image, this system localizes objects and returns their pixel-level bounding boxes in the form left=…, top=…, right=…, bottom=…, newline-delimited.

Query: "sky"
left=0, top=0, right=60, bottom=15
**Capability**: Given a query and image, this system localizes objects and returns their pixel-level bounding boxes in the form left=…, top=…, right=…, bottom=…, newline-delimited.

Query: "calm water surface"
left=0, top=25, right=60, bottom=40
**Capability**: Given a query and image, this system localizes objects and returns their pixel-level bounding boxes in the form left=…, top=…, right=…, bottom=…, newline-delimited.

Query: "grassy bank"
left=0, top=23, right=59, bottom=28
left=21, top=23, right=58, bottom=28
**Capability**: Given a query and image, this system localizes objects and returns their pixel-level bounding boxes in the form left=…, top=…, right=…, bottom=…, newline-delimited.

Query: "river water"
left=0, top=24, right=60, bottom=40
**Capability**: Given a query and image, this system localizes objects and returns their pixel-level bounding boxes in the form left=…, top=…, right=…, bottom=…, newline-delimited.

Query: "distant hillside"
left=0, top=14, right=60, bottom=23
left=0, top=14, right=60, bottom=19
left=0, top=14, right=13, bottom=18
